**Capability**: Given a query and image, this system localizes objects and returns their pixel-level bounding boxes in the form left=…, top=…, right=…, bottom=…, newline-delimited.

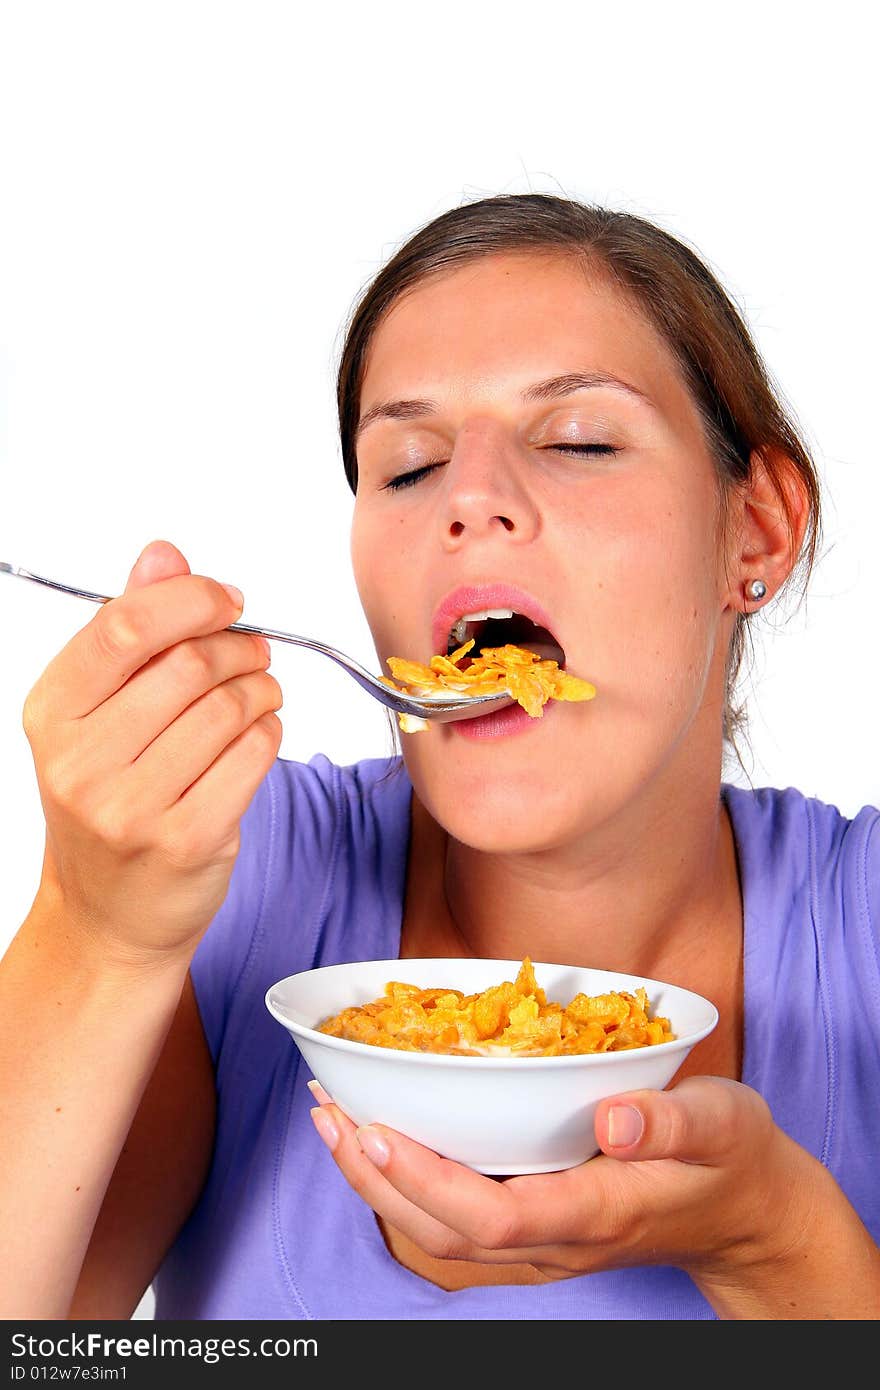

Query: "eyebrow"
left=354, top=371, right=655, bottom=442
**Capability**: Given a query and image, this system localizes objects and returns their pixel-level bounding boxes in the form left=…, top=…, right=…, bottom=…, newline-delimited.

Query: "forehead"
left=359, top=251, right=688, bottom=412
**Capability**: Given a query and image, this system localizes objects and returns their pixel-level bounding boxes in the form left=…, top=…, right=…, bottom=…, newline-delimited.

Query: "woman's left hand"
left=309, top=1074, right=880, bottom=1318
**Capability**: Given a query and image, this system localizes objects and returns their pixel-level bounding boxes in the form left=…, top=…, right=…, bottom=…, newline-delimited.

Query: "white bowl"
left=265, top=957, right=718, bottom=1175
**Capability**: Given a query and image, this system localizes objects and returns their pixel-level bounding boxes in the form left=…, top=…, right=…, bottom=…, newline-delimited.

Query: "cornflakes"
left=382, top=639, right=596, bottom=733
left=317, top=957, right=674, bottom=1057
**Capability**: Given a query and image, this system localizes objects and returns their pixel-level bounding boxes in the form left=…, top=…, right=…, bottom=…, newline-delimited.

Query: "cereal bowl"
left=265, top=957, right=718, bottom=1175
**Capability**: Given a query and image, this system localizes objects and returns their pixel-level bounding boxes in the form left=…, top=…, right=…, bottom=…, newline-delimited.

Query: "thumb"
left=595, top=1077, right=769, bottom=1166
left=124, top=539, right=191, bottom=594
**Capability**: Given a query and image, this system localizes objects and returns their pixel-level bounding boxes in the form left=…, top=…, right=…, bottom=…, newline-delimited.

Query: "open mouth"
left=446, top=611, right=566, bottom=669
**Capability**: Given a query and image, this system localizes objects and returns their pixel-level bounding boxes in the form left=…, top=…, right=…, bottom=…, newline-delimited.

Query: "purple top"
left=152, top=754, right=880, bottom=1320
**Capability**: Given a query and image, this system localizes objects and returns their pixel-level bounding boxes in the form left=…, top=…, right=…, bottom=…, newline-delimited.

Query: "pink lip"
left=431, top=583, right=561, bottom=658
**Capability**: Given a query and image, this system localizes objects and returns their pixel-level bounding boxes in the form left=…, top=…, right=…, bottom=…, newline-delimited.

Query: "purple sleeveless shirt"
left=151, top=754, right=880, bottom=1320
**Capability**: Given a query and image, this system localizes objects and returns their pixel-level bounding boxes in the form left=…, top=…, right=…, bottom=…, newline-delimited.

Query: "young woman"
left=2, top=195, right=878, bottom=1320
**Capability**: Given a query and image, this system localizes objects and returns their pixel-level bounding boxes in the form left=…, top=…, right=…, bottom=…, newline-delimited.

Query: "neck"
left=405, top=746, right=743, bottom=993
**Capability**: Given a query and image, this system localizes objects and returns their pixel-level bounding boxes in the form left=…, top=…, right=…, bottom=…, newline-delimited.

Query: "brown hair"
left=336, top=194, right=822, bottom=774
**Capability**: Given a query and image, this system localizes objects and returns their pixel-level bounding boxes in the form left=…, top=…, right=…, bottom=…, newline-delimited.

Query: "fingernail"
left=310, top=1106, right=339, bottom=1152
left=259, top=636, right=272, bottom=662
left=221, top=583, right=244, bottom=609
left=356, top=1125, right=391, bottom=1168
left=307, top=1078, right=332, bottom=1105
left=607, top=1105, right=644, bottom=1148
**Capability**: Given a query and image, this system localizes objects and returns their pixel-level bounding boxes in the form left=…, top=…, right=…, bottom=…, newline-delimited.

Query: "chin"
left=403, top=714, right=673, bottom=855
left=405, top=749, right=591, bottom=854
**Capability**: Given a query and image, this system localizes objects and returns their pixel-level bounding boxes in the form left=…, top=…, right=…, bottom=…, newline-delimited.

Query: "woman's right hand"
left=21, top=539, right=284, bottom=966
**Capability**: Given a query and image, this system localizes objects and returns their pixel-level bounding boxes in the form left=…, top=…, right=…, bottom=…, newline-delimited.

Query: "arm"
left=3, top=539, right=281, bottom=1318
left=691, top=1144, right=880, bottom=1320
left=68, top=967, right=215, bottom=1320
left=308, top=1075, right=880, bottom=1320
left=0, top=887, right=204, bottom=1319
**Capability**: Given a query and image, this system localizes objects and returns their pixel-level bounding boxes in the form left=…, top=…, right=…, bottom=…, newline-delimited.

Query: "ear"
left=724, top=448, right=812, bottom=613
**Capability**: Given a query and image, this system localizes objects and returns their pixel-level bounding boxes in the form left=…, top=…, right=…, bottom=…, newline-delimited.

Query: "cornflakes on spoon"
left=381, top=638, right=597, bottom=733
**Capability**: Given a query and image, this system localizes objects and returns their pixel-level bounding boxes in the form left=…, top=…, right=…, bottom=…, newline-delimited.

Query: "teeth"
left=450, top=608, right=515, bottom=645
left=464, top=608, right=516, bottom=621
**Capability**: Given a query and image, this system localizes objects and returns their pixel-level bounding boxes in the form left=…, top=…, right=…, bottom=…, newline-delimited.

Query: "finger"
left=127, top=669, right=283, bottom=806
left=347, top=1118, right=607, bottom=1253
left=123, top=538, right=192, bottom=593
left=82, top=628, right=272, bottom=771
left=310, top=1105, right=473, bottom=1261
left=307, top=1079, right=332, bottom=1105
left=595, top=1077, right=771, bottom=1165
left=42, top=569, right=246, bottom=721
left=318, top=1107, right=616, bottom=1271
left=160, top=709, right=283, bottom=846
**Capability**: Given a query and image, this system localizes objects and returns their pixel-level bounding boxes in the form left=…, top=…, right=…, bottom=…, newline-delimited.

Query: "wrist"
left=28, top=879, right=196, bottom=986
left=690, top=1139, right=880, bottom=1319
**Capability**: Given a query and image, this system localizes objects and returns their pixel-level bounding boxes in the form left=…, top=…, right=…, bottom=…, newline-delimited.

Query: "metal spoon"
left=0, top=562, right=515, bottom=723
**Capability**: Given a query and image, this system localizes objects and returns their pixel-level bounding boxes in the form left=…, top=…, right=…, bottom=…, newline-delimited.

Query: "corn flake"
left=384, top=639, right=597, bottom=733
left=317, top=957, right=674, bottom=1057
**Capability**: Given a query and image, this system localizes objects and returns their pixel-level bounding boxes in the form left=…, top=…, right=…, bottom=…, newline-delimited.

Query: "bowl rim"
left=264, top=956, right=720, bottom=1069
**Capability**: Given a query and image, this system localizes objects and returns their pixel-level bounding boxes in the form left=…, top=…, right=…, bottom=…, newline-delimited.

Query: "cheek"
left=350, top=509, right=422, bottom=656
left=564, top=490, right=721, bottom=712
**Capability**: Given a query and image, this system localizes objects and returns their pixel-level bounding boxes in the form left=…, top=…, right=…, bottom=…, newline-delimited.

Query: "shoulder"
left=724, top=779, right=880, bottom=1005
left=728, top=784, right=880, bottom=1204
left=722, top=780, right=880, bottom=899
left=722, top=779, right=877, bottom=840
left=263, top=750, right=410, bottom=841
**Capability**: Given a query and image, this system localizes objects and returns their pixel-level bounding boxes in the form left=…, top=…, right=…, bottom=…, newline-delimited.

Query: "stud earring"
left=747, top=579, right=767, bottom=602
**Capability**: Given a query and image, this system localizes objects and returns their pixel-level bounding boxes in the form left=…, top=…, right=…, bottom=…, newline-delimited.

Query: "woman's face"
left=350, top=252, right=740, bottom=852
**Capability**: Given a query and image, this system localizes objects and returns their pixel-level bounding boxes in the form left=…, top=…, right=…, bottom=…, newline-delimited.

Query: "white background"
left=1, top=1, right=876, bottom=1321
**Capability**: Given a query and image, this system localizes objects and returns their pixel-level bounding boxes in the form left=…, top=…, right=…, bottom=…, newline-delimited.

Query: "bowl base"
left=466, top=1152, right=599, bottom=1175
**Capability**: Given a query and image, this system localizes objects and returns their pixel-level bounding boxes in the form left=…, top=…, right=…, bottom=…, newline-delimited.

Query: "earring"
left=747, top=579, right=767, bottom=602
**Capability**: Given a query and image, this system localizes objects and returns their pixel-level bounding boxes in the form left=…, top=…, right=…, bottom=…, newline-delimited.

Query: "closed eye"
left=383, top=462, right=441, bottom=492
left=550, top=443, right=620, bottom=459
left=383, top=444, right=620, bottom=492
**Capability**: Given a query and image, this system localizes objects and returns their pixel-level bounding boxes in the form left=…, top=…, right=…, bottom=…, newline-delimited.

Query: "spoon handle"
left=0, top=562, right=111, bottom=605
left=0, top=563, right=369, bottom=675
left=0, top=560, right=514, bottom=722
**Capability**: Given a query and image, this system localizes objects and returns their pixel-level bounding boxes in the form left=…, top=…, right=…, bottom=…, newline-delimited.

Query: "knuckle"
left=43, top=751, right=85, bottom=808
left=158, top=815, right=217, bottom=868
left=422, top=1227, right=468, bottom=1261
left=733, top=1080, right=773, bottom=1151
left=212, top=829, right=241, bottom=866
left=174, top=637, right=215, bottom=687
left=21, top=687, right=45, bottom=740
left=567, top=1165, right=631, bottom=1251
left=262, top=674, right=283, bottom=709
left=594, top=1188, right=632, bottom=1248
left=474, top=1201, right=520, bottom=1251
left=751, top=1087, right=774, bottom=1130
left=716, top=1082, right=745, bottom=1133
left=93, top=605, right=147, bottom=664
left=195, top=574, right=235, bottom=622
left=208, top=679, right=251, bottom=725
left=250, top=633, right=271, bottom=665
left=665, top=1100, right=693, bottom=1154
left=89, top=801, right=145, bottom=853
left=252, top=711, right=283, bottom=748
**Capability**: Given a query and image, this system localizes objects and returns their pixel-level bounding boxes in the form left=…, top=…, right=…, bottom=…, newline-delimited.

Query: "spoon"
left=0, top=562, right=516, bottom=724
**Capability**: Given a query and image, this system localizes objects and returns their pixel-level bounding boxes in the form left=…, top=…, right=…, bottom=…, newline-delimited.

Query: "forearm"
left=0, top=883, right=191, bottom=1319
left=692, top=1152, right=880, bottom=1320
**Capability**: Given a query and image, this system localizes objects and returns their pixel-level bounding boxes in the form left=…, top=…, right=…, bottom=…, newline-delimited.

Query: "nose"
left=439, top=420, right=540, bottom=548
